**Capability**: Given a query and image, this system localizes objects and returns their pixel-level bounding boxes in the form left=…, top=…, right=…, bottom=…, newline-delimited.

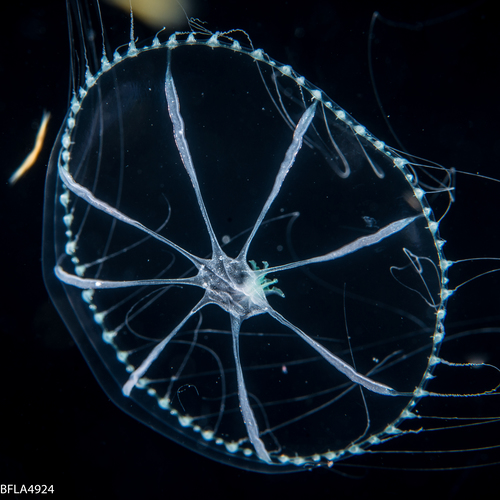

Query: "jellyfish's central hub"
left=199, top=253, right=281, bottom=321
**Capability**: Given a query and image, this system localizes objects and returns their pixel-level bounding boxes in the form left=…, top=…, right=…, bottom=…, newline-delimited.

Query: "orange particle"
left=9, top=110, right=51, bottom=186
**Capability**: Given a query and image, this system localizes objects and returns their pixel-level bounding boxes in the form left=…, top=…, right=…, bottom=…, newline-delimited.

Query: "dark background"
left=1, top=0, right=498, bottom=498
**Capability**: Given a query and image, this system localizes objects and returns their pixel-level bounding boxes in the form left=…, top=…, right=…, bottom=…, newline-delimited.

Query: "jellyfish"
left=41, top=0, right=499, bottom=474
